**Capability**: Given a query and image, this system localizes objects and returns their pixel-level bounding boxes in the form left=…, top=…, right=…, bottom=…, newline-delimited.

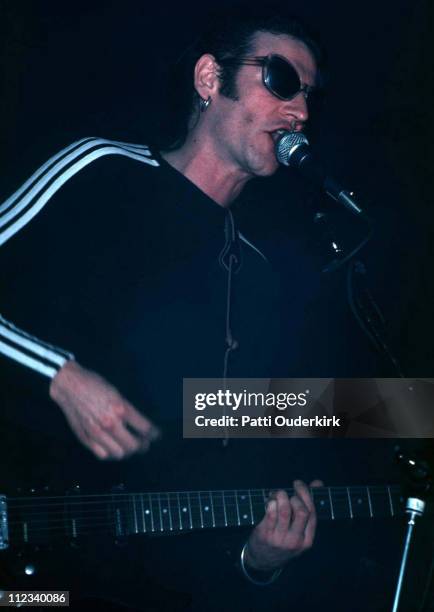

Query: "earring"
left=199, top=96, right=212, bottom=112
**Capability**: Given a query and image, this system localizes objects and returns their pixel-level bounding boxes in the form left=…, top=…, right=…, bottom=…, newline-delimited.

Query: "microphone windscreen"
left=276, top=131, right=309, bottom=166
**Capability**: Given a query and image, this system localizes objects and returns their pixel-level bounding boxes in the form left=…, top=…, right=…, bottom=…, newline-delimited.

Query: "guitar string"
left=7, top=501, right=401, bottom=535
left=6, top=506, right=403, bottom=539
left=8, top=506, right=396, bottom=530
left=8, top=501, right=398, bottom=537
left=6, top=485, right=401, bottom=505
left=7, top=496, right=398, bottom=521
left=5, top=488, right=402, bottom=536
left=8, top=492, right=391, bottom=521
left=6, top=487, right=401, bottom=517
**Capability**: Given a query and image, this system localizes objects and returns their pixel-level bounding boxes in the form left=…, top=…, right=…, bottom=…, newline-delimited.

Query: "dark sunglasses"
left=218, top=54, right=316, bottom=102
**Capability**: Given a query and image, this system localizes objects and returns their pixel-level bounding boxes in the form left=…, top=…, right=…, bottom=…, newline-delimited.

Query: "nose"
left=280, top=91, right=309, bottom=125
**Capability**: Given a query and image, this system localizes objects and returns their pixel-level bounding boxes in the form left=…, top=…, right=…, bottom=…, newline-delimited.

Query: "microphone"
left=276, top=131, right=368, bottom=220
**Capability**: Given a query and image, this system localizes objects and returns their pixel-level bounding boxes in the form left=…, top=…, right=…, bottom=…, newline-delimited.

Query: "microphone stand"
left=346, top=259, right=406, bottom=378
left=392, top=495, right=426, bottom=612
left=392, top=450, right=432, bottom=612
left=316, top=211, right=433, bottom=609
left=313, top=209, right=405, bottom=377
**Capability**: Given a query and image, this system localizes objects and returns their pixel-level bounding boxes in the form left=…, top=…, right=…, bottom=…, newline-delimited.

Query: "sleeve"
left=0, top=136, right=157, bottom=379
left=0, top=314, right=74, bottom=378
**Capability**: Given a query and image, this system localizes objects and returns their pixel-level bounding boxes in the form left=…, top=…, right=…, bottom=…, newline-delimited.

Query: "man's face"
left=209, top=31, right=317, bottom=178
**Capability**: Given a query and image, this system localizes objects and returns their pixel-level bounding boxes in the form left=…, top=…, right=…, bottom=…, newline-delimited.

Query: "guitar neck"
left=4, top=485, right=404, bottom=547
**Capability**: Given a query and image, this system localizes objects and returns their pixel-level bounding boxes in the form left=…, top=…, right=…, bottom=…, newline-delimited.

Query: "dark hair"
left=156, top=10, right=325, bottom=151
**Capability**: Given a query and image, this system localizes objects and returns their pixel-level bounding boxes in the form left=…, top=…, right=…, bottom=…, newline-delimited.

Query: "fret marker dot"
left=357, top=499, right=362, bottom=504
left=163, top=508, right=167, bottom=514
left=320, top=500, right=325, bottom=506
left=204, top=506, right=209, bottom=511
left=182, top=507, right=187, bottom=513
left=241, top=496, right=245, bottom=500
left=145, top=509, right=150, bottom=515
left=243, top=514, right=248, bottom=520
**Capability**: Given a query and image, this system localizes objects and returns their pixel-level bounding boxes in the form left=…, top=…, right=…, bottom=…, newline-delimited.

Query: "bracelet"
left=240, top=543, right=283, bottom=586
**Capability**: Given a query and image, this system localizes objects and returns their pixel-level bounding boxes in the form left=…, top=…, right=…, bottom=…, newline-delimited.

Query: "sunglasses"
left=218, top=54, right=317, bottom=102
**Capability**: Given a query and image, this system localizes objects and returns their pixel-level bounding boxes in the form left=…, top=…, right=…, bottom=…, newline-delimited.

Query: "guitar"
left=2, top=483, right=433, bottom=612
left=0, top=483, right=406, bottom=550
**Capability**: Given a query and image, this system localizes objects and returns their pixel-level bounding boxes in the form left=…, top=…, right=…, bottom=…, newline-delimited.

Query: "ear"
left=193, top=53, right=221, bottom=100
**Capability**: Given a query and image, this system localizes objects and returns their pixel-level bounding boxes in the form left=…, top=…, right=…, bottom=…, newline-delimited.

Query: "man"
left=0, top=12, right=336, bottom=608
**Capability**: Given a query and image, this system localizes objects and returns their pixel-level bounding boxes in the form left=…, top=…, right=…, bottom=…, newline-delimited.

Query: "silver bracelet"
left=240, top=543, right=283, bottom=586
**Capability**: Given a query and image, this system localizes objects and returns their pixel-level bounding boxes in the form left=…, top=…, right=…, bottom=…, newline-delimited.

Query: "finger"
left=62, top=411, right=109, bottom=459
left=294, top=480, right=315, bottom=513
left=102, top=418, right=144, bottom=455
left=123, top=403, right=161, bottom=440
left=261, top=498, right=278, bottom=533
left=95, top=403, right=149, bottom=454
left=295, top=480, right=319, bottom=547
left=70, top=415, right=120, bottom=460
left=84, top=421, right=126, bottom=459
left=289, top=482, right=317, bottom=549
left=113, top=424, right=151, bottom=455
left=287, top=493, right=309, bottom=538
left=309, top=479, right=324, bottom=488
left=70, top=404, right=147, bottom=459
left=302, top=503, right=317, bottom=549
left=274, top=490, right=292, bottom=535
left=90, top=400, right=153, bottom=452
left=89, top=442, right=109, bottom=460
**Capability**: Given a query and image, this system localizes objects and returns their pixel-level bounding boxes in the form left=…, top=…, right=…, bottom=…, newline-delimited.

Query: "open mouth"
left=269, top=129, right=288, bottom=144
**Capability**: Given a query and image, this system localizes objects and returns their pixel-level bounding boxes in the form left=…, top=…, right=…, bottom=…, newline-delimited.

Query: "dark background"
left=0, top=1, right=433, bottom=610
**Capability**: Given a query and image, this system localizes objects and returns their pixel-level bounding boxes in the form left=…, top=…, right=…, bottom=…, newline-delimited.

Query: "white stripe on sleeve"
left=0, top=139, right=159, bottom=245
left=0, top=340, right=63, bottom=378
left=0, top=315, right=74, bottom=378
left=0, top=137, right=158, bottom=377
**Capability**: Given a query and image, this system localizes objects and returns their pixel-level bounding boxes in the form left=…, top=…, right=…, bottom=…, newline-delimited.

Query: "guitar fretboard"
left=6, top=485, right=404, bottom=546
